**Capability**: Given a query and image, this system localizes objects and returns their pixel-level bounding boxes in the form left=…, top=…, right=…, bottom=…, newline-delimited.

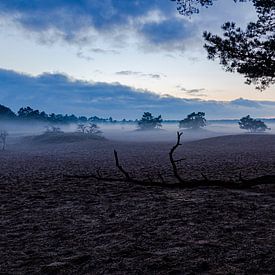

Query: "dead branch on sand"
left=66, top=132, right=275, bottom=189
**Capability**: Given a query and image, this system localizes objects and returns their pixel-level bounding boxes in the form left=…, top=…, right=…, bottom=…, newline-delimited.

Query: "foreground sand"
left=1, top=134, right=275, bottom=274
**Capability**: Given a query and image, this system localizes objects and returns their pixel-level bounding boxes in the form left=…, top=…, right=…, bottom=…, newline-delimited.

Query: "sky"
left=0, top=0, right=274, bottom=119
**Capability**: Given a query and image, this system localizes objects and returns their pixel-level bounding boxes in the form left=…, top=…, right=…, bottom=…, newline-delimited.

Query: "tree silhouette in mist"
left=137, top=112, right=163, bottom=130
left=179, top=112, right=206, bottom=129
left=77, top=123, right=102, bottom=135
left=0, top=104, right=16, bottom=119
left=239, top=115, right=270, bottom=132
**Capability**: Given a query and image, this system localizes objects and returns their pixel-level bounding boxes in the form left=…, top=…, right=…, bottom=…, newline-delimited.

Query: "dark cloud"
left=139, top=18, right=194, bottom=48
left=0, top=69, right=274, bottom=119
left=0, top=0, right=196, bottom=48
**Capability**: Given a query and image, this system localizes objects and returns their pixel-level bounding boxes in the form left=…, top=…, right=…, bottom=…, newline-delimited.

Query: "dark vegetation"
left=0, top=104, right=16, bottom=119
left=179, top=112, right=206, bottom=129
left=77, top=123, right=102, bottom=135
left=27, top=122, right=104, bottom=144
left=0, top=104, right=115, bottom=124
left=172, top=0, right=275, bottom=90
left=137, top=112, right=163, bottom=130
left=239, top=115, right=270, bottom=132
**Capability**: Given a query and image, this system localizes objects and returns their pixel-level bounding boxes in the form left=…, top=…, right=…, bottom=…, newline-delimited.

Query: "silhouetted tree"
left=138, top=112, right=163, bottom=130
left=78, top=116, right=88, bottom=123
left=66, top=114, right=78, bottom=123
left=173, top=0, right=275, bottom=90
left=0, top=104, right=133, bottom=124
left=18, top=107, right=34, bottom=119
left=18, top=107, right=47, bottom=120
left=77, top=123, right=102, bottom=135
left=0, top=104, right=16, bottom=119
left=85, top=123, right=102, bottom=135
left=40, top=111, right=49, bottom=121
left=77, top=123, right=86, bottom=133
left=239, top=115, right=270, bottom=132
left=179, top=112, right=206, bottom=129
left=0, top=130, right=8, bottom=150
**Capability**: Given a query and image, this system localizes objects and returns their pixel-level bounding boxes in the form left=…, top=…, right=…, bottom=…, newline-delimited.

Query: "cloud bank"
left=0, top=0, right=196, bottom=49
left=0, top=69, right=274, bottom=119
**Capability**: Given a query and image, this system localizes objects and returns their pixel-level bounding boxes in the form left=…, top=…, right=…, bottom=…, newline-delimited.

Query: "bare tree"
left=77, top=123, right=86, bottom=134
left=0, top=130, right=8, bottom=151
left=77, top=123, right=102, bottom=135
left=85, top=123, right=102, bottom=135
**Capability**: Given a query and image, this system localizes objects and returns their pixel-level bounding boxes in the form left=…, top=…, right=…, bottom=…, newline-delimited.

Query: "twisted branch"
left=65, top=132, right=275, bottom=189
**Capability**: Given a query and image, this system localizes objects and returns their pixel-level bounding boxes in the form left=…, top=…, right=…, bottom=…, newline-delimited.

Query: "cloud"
left=116, top=71, right=163, bottom=79
left=177, top=86, right=207, bottom=97
left=0, top=0, right=197, bottom=49
left=230, top=98, right=261, bottom=108
left=89, top=48, right=120, bottom=55
left=76, top=51, right=94, bottom=62
left=139, top=18, right=195, bottom=48
left=0, top=68, right=274, bottom=119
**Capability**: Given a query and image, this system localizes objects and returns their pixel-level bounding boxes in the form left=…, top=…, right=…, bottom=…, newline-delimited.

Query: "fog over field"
left=1, top=120, right=275, bottom=144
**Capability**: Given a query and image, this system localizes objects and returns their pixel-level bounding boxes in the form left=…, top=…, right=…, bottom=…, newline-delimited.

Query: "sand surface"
left=1, top=134, right=275, bottom=274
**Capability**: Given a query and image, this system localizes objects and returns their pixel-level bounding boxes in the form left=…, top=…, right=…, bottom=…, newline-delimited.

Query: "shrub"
left=137, top=112, right=162, bottom=130
left=239, top=115, right=270, bottom=132
left=179, top=112, right=206, bottom=130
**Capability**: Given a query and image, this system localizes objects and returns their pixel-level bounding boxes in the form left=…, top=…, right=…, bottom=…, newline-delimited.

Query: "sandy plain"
left=1, top=133, right=275, bottom=274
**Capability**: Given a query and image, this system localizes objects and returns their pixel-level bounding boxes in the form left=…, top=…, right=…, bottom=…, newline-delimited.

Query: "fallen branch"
left=65, top=132, right=275, bottom=189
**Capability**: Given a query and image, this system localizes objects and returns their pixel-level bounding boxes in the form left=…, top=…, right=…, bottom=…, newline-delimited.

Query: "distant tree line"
left=0, top=104, right=272, bottom=132
left=0, top=104, right=117, bottom=124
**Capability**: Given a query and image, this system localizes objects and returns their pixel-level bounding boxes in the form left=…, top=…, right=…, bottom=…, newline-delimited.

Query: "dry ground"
left=1, top=134, right=275, bottom=274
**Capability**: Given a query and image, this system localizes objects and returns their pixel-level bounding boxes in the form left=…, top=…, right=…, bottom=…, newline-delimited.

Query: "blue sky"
left=0, top=0, right=274, bottom=119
